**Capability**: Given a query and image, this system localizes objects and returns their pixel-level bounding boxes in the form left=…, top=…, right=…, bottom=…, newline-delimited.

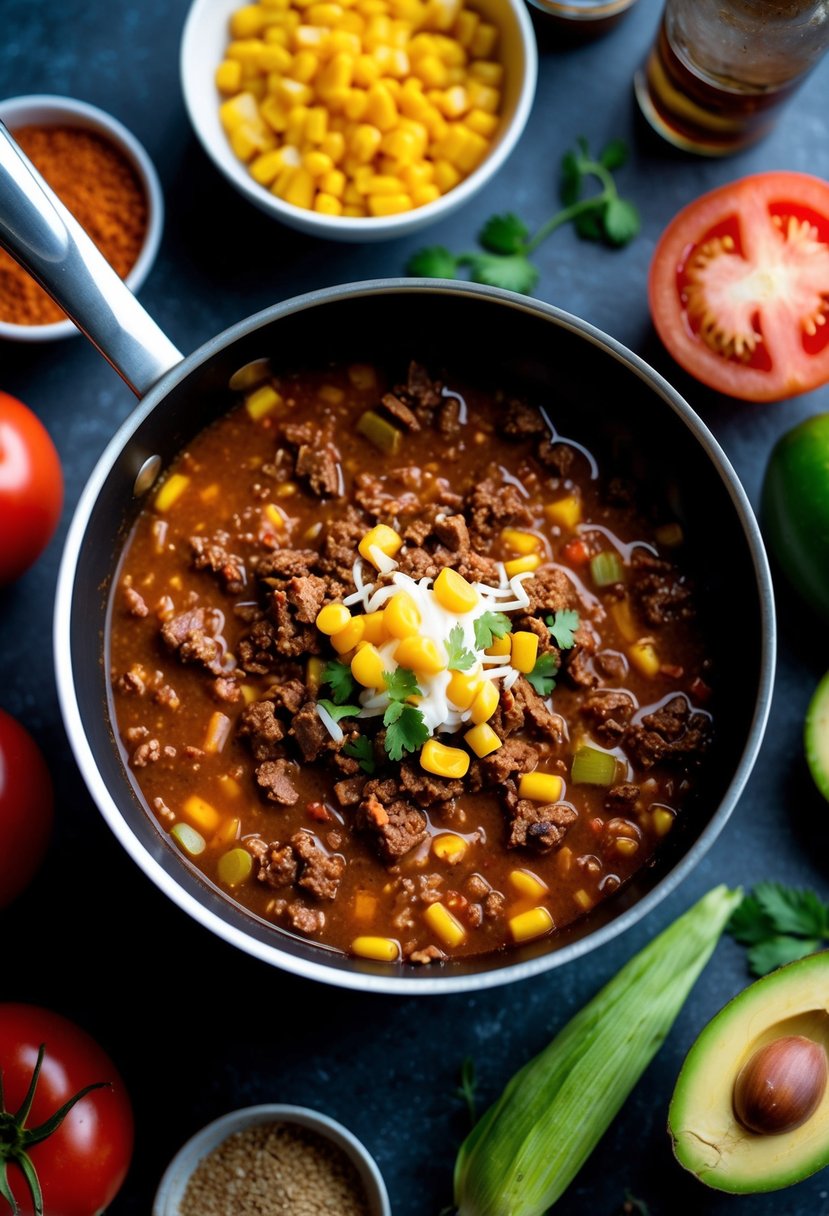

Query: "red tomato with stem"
left=0, top=1005, right=133, bottom=1216
left=649, top=172, right=829, bottom=402
left=0, top=710, right=53, bottom=908
left=0, top=393, right=63, bottom=584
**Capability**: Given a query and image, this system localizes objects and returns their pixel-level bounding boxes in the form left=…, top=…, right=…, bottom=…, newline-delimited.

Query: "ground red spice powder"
left=0, top=124, right=148, bottom=326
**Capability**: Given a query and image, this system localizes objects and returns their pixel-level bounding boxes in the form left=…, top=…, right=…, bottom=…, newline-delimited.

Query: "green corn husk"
left=454, top=885, right=742, bottom=1216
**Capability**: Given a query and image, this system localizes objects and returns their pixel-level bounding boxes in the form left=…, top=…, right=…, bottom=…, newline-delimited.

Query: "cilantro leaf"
left=343, top=735, right=376, bottom=774
left=546, top=609, right=580, bottom=650
left=728, top=883, right=829, bottom=976
left=599, top=137, right=628, bottom=171
left=473, top=611, right=513, bottom=650
left=446, top=624, right=476, bottom=672
left=464, top=253, right=539, bottom=295
left=478, top=213, right=529, bottom=255
left=748, top=936, right=822, bottom=978
left=322, top=659, right=357, bottom=705
left=574, top=208, right=604, bottom=242
left=525, top=653, right=558, bottom=696
left=559, top=148, right=582, bottom=207
left=384, top=704, right=430, bottom=761
left=384, top=667, right=422, bottom=703
left=317, top=699, right=361, bottom=724
left=602, top=197, right=640, bottom=247
left=407, top=245, right=458, bottom=278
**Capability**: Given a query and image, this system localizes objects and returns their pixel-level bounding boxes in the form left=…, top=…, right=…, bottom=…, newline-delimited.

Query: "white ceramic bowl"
left=153, top=1103, right=391, bottom=1216
left=180, top=0, right=537, bottom=242
left=0, top=95, right=163, bottom=343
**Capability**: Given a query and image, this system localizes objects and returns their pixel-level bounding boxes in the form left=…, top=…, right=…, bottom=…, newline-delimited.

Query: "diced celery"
left=571, top=745, right=617, bottom=786
left=453, top=886, right=742, bottom=1216
left=171, top=823, right=205, bottom=856
left=356, top=409, right=402, bottom=455
left=217, top=847, right=253, bottom=886
left=589, top=550, right=624, bottom=587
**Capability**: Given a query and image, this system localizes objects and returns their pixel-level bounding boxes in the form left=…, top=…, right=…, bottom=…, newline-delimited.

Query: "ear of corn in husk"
left=453, top=885, right=743, bottom=1216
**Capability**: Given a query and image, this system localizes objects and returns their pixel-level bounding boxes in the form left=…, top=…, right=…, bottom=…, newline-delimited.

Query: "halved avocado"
left=669, top=952, right=829, bottom=1193
left=806, top=671, right=829, bottom=803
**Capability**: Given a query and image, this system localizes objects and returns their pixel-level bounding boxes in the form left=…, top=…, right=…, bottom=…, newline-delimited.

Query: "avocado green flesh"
left=805, top=671, right=829, bottom=803
left=669, top=952, right=829, bottom=1193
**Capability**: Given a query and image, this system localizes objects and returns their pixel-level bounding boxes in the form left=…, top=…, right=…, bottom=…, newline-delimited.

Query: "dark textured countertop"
left=2, top=0, right=829, bottom=1212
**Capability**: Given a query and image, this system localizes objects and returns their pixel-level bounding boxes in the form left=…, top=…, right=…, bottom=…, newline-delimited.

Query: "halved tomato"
left=649, top=172, right=829, bottom=402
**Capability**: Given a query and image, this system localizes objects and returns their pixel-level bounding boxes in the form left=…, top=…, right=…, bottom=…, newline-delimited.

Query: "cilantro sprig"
left=526, top=653, right=559, bottom=697
left=446, top=624, right=476, bottom=672
left=317, top=699, right=361, bottom=724
left=473, top=611, right=512, bottom=651
left=728, top=883, right=829, bottom=976
left=382, top=667, right=430, bottom=762
left=343, top=734, right=376, bottom=774
left=407, top=138, right=640, bottom=296
left=321, top=659, right=357, bottom=705
left=546, top=609, right=580, bottom=650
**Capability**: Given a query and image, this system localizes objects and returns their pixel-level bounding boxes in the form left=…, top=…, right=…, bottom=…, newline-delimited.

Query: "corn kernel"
left=446, top=670, right=482, bottom=710
left=424, top=901, right=466, bottom=946
left=395, top=635, right=446, bottom=675
left=227, top=39, right=268, bottom=68
left=352, top=935, right=400, bottom=961
left=291, top=48, right=321, bottom=80
left=318, top=51, right=355, bottom=94
left=464, top=107, right=498, bottom=137
left=369, top=192, right=412, bottom=213
left=453, top=9, right=478, bottom=45
left=470, top=679, right=499, bottom=724
left=316, top=602, right=352, bottom=635
left=331, top=616, right=365, bottom=653
left=320, top=167, right=346, bottom=196
left=314, top=191, right=343, bottom=214
left=231, top=122, right=272, bottom=160
left=509, top=906, right=554, bottom=943
left=351, top=642, right=385, bottom=687
left=464, top=722, right=501, bottom=758
left=466, top=80, right=499, bottom=113
left=218, top=775, right=242, bottom=800
left=344, top=89, right=369, bottom=120
left=275, top=480, right=297, bottom=497
left=518, top=772, right=563, bottom=803
left=354, top=52, right=382, bottom=85
left=421, top=738, right=469, bottom=778
left=412, top=183, right=440, bottom=206
left=232, top=4, right=267, bottom=36
left=433, top=567, right=478, bottom=613
left=306, top=656, right=325, bottom=694
left=216, top=59, right=244, bottom=93
left=469, top=20, right=497, bottom=56
left=485, top=635, right=511, bottom=657
left=652, top=807, right=675, bottom=837
left=350, top=122, right=383, bottom=162
left=629, top=640, right=660, bottom=678
left=260, top=96, right=291, bottom=131
left=251, top=148, right=288, bottom=184
left=384, top=591, right=421, bottom=639
left=511, top=631, right=539, bottom=674
left=573, top=888, right=593, bottom=912
left=545, top=495, right=582, bottom=530
left=509, top=869, right=548, bottom=901
left=504, top=554, right=541, bottom=578
left=154, top=473, right=190, bottom=513
left=360, top=610, right=387, bottom=644
left=501, top=528, right=540, bottom=555
left=432, top=833, right=467, bottom=862
left=365, top=82, right=398, bottom=129
left=182, top=795, right=221, bottom=834
left=358, top=524, right=403, bottom=567
left=304, top=149, right=335, bottom=176
left=433, top=158, right=461, bottom=192
left=240, top=684, right=259, bottom=704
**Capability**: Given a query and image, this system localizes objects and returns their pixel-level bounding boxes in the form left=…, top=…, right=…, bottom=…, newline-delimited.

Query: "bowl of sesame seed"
left=153, top=1103, right=391, bottom=1216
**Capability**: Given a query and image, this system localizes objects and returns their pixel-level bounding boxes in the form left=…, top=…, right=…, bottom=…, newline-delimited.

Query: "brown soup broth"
left=108, top=362, right=714, bottom=963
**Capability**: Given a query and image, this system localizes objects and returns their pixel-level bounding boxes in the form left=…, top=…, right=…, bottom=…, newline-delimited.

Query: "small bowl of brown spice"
left=0, top=94, right=163, bottom=342
left=153, top=1103, right=391, bottom=1216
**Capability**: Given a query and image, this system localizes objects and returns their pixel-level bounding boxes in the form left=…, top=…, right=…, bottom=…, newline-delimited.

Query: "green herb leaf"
left=728, top=883, right=829, bottom=976
left=526, top=653, right=558, bottom=696
left=602, top=197, right=641, bottom=247
left=574, top=208, right=605, bottom=242
left=318, top=699, right=361, bottom=724
left=321, top=659, right=358, bottom=705
left=478, top=213, right=529, bottom=255
left=343, top=735, right=376, bottom=774
left=383, top=667, right=422, bottom=703
left=407, top=245, right=458, bottom=278
left=384, top=703, right=430, bottom=761
left=464, top=253, right=539, bottom=295
left=446, top=624, right=476, bottom=672
left=559, top=148, right=582, bottom=207
left=546, top=609, right=580, bottom=650
left=473, top=611, right=513, bottom=650
left=600, top=138, right=628, bottom=171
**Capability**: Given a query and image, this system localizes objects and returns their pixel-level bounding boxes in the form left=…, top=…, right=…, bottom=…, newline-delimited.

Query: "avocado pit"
left=733, top=1035, right=828, bottom=1136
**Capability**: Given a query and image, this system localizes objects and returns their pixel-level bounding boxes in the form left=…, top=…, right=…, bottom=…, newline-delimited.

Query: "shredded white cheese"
left=316, top=701, right=344, bottom=743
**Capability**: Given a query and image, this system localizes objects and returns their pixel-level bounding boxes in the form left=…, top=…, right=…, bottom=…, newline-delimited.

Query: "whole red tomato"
left=0, top=1005, right=133, bottom=1216
left=0, top=710, right=53, bottom=908
left=649, top=172, right=829, bottom=402
left=0, top=393, right=63, bottom=584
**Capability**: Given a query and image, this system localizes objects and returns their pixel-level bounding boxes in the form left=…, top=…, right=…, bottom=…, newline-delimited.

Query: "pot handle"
left=0, top=122, right=183, bottom=398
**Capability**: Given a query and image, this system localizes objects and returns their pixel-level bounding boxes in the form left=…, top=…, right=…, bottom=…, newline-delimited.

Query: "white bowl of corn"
left=180, top=0, right=537, bottom=240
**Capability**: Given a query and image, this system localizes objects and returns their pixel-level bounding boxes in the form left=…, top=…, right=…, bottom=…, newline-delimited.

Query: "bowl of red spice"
left=153, top=1103, right=391, bottom=1216
left=0, top=94, right=163, bottom=341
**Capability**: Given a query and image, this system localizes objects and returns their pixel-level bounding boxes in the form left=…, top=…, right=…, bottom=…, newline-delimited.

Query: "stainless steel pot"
left=0, top=125, right=776, bottom=994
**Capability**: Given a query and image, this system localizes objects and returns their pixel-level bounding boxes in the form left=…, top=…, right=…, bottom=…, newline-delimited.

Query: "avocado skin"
left=669, top=952, right=829, bottom=1194
left=805, top=670, right=829, bottom=804
left=762, top=414, right=829, bottom=623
